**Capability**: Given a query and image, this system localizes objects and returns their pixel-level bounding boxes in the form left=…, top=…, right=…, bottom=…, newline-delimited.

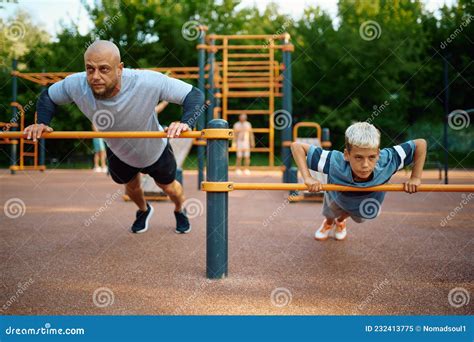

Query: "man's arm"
left=24, top=88, right=57, bottom=141
left=166, top=86, right=205, bottom=138
left=404, top=139, right=427, bottom=193
left=290, top=142, right=321, bottom=192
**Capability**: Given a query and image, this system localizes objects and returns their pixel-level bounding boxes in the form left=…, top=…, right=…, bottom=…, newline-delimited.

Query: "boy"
left=92, top=124, right=107, bottom=173
left=233, top=113, right=255, bottom=175
left=291, top=122, right=427, bottom=241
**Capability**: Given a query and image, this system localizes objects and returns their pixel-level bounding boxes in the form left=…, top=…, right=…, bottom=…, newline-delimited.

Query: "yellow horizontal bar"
left=202, top=182, right=474, bottom=192
left=201, top=182, right=234, bottom=192
left=208, top=34, right=289, bottom=40
left=1, top=131, right=202, bottom=139
left=229, top=147, right=270, bottom=152
left=1, top=129, right=234, bottom=140
left=227, top=53, right=270, bottom=58
left=214, top=45, right=286, bottom=50
left=233, top=183, right=474, bottom=192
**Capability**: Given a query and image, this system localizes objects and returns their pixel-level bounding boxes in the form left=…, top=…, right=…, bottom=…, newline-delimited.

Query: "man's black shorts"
left=106, top=143, right=177, bottom=185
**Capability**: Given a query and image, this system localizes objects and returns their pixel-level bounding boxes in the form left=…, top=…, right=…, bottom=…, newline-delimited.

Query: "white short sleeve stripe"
left=317, top=150, right=329, bottom=172
left=394, top=145, right=406, bottom=170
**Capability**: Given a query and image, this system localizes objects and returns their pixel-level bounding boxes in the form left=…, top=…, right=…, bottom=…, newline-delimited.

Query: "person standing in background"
left=233, top=113, right=255, bottom=175
left=92, top=124, right=107, bottom=173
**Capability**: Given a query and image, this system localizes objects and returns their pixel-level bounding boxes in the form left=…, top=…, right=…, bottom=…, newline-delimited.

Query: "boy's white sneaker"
left=314, top=219, right=334, bottom=241
left=244, top=169, right=251, bottom=175
left=334, top=219, right=347, bottom=241
left=236, top=169, right=243, bottom=175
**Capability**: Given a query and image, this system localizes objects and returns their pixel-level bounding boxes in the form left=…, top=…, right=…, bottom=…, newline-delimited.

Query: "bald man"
left=25, top=40, right=204, bottom=234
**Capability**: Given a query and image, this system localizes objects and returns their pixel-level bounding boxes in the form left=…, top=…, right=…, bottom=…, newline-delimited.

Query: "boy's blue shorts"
left=92, top=138, right=106, bottom=153
left=322, top=193, right=366, bottom=223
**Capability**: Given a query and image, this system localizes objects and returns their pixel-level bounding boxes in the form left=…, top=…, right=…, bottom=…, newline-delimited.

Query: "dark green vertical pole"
left=281, top=36, right=293, bottom=183
left=39, top=71, right=46, bottom=169
left=443, top=55, right=449, bottom=184
left=10, top=59, right=18, bottom=174
left=206, top=119, right=228, bottom=279
left=197, top=26, right=207, bottom=190
left=206, top=39, right=215, bottom=126
left=176, top=168, right=183, bottom=185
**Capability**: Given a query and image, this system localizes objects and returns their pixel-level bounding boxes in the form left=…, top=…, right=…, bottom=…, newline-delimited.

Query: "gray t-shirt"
left=48, top=68, right=192, bottom=168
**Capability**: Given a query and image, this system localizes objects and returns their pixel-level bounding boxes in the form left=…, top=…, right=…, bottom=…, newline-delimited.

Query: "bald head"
left=85, top=40, right=121, bottom=63
left=84, top=40, right=123, bottom=99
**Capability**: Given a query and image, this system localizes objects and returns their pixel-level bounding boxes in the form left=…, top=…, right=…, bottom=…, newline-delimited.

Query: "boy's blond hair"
left=345, top=122, right=380, bottom=151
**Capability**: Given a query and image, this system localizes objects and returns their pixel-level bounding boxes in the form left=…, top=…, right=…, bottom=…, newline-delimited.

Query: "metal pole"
left=197, top=26, right=207, bottom=190
left=281, top=35, right=293, bottom=183
left=206, top=119, right=229, bottom=279
left=443, top=55, right=450, bottom=184
left=39, top=71, right=46, bottom=169
left=10, top=59, right=18, bottom=174
left=207, top=39, right=215, bottom=126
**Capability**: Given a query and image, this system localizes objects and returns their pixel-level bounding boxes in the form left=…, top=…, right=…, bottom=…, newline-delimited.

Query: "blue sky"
left=1, top=0, right=457, bottom=38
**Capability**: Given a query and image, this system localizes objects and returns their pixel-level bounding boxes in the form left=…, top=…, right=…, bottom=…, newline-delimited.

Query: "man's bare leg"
left=126, top=174, right=147, bottom=212
left=157, top=180, right=185, bottom=212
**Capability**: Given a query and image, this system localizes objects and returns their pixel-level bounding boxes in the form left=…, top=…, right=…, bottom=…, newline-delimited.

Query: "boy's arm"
left=155, top=101, right=169, bottom=115
left=404, top=139, right=427, bottom=193
left=290, top=142, right=321, bottom=192
left=250, top=128, right=255, bottom=148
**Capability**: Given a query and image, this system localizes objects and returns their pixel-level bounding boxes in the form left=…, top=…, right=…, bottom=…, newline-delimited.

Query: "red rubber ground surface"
left=1, top=169, right=472, bottom=315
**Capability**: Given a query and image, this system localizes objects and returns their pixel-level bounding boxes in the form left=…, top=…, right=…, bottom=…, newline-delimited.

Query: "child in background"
left=291, top=122, right=427, bottom=241
left=92, top=124, right=107, bottom=173
left=233, top=113, right=255, bottom=175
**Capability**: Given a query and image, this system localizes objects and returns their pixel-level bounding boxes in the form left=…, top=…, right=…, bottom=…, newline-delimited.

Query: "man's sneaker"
left=314, top=219, right=334, bottom=241
left=334, top=218, right=347, bottom=241
left=131, top=203, right=154, bottom=234
left=174, top=209, right=191, bottom=234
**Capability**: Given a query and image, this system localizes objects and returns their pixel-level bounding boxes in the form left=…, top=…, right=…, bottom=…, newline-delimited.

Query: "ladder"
left=208, top=35, right=285, bottom=167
